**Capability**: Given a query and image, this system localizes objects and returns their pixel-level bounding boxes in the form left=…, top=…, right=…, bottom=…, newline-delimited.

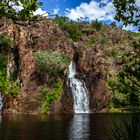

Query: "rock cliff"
left=0, top=18, right=137, bottom=114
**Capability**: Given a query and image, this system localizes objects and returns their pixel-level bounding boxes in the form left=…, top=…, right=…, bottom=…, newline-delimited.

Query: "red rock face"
left=0, top=19, right=123, bottom=114
left=0, top=19, right=73, bottom=114
left=77, top=45, right=112, bottom=112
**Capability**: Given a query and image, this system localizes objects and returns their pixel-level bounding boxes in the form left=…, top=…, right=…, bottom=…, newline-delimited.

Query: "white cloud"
left=10, top=2, right=48, bottom=17
left=135, top=0, right=140, bottom=7
left=53, top=8, right=59, bottom=15
left=33, top=8, right=48, bottom=16
left=65, top=1, right=139, bottom=32
left=65, top=1, right=115, bottom=22
left=12, top=5, right=23, bottom=12
left=9, top=2, right=23, bottom=12
left=122, top=25, right=139, bottom=32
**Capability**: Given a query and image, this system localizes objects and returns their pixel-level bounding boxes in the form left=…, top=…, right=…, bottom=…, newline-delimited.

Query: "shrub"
left=108, top=41, right=140, bottom=108
left=0, top=0, right=42, bottom=21
left=0, top=35, right=13, bottom=51
left=91, top=19, right=102, bottom=31
left=0, top=53, right=7, bottom=72
left=89, top=33, right=108, bottom=45
left=0, top=36, right=20, bottom=96
left=0, top=69, right=20, bottom=95
left=36, top=80, right=63, bottom=112
left=53, top=16, right=83, bottom=41
left=34, top=50, right=70, bottom=76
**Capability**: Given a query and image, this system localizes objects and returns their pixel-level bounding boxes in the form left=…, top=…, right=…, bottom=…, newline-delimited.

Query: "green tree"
left=0, top=35, right=19, bottom=99
left=0, top=0, right=42, bottom=21
left=108, top=41, right=140, bottom=108
left=53, top=16, right=83, bottom=41
left=91, top=19, right=102, bottom=31
left=113, top=0, right=140, bottom=30
left=0, top=53, right=20, bottom=97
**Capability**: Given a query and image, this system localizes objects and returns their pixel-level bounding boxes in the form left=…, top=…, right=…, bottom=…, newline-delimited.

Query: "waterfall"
left=67, top=60, right=89, bottom=113
left=0, top=93, right=3, bottom=113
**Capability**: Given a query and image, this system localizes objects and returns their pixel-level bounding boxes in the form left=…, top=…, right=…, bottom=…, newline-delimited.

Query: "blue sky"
left=39, top=0, right=91, bottom=15
left=39, top=0, right=112, bottom=16
left=34, top=0, right=140, bottom=32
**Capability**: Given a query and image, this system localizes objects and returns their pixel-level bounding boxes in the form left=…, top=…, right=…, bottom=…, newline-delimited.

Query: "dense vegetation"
left=36, top=80, right=63, bottom=112
left=34, top=50, right=70, bottom=112
left=0, top=35, right=19, bottom=96
left=34, top=50, right=70, bottom=76
left=108, top=41, right=140, bottom=109
left=0, top=0, right=42, bottom=21
left=0, top=0, right=139, bottom=112
left=53, top=16, right=83, bottom=41
left=53, top=15, right=140, bottom=111
left=113, top=0, right=140, bottom=29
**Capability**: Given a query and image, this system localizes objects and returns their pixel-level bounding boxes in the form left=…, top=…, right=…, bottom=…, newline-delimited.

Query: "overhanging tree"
left=108, top=1, right=140, bottom=108
left=108, top=41, right=140, bottom=107
left=113, top=0, right=140, bottom=30
left=0, top=0, right=42, bottom=21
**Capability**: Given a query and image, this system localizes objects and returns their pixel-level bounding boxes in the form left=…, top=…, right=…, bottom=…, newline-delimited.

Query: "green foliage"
left=0, top=35, right=13, bottom=51
left=34, top=50, right=70, bottom=76
left=108, top=79, right=130, bottom=108
left=110, top=22, right=117, bottom=27
left=113, top=0, right=140, bottom=30
left=37, top=80, right=63, bottom=112
left=19, top=0, right=42, bottom=21
left=110, top=49, right=118, bottom=58
left=34, top=50, right=68, bottom=112
left=0, top=37, right=19, bottom=96
left=108, top=41, right=140, bottom=108
left=77, top=17, right=90, bottom=25
left=91, top=19, right=102, bottom=30
left=10, top=86, right=20, bottom=95
left=0, top=0, right=42, bottom=21
left=128, top=32, right=140, bottom=38
left=89, top=33, right=108, bottom=45
left=0, top=67, right=20, bottom=95
left=0, top=53, right=7, bottom=72
left=54, top=16, right=83, bottom=41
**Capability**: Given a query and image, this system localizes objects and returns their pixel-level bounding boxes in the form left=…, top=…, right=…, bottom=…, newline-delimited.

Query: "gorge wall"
left=0, top=18, right=73, bottom=114
left=0, top=18, right=136, bottom=114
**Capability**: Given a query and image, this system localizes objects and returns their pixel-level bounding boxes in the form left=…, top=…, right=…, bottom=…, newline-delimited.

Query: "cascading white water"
left=67, top=60, right=89, bottom=113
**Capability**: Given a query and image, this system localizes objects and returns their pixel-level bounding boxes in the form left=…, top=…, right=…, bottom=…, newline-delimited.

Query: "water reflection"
left=0, top=113, right=138, bottom=140
left=69, top=114, right=90, bottom=140
left=0, top=93, right=3, bottom=111
left=108, top=113, right=140, bottom=140
left=0, top=115, right=2, bottom=124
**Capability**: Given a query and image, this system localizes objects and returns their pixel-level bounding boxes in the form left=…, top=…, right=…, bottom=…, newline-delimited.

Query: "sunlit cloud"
left=33, top=8, right=48, bottom=16
left=9, top=2, right=23, bottom=12
left=65, top=1, right=115, bottom=22
left=65, top=0, right=139, bottom=32
left=135, top=0, right=140, bottom=7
